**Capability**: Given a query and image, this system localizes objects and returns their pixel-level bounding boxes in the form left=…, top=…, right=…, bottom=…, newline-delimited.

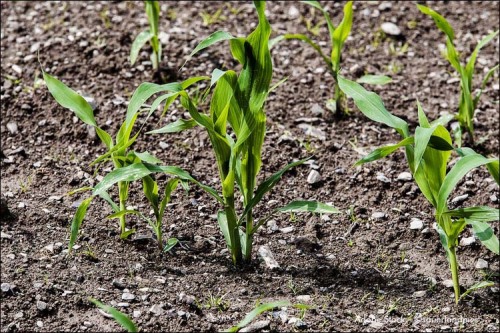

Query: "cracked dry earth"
left=1, top=1, right=499, bottom=332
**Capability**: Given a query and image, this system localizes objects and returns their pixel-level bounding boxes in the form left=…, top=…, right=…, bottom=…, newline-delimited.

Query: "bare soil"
left=1, top=1, right=499, bottom=332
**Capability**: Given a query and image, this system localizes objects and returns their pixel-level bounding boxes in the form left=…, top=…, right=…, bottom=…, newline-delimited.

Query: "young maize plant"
left=338, top=76, right=499, bottom=303
left=270, top=1, right=391, bottom=115
left=130, top=0, right=162, bottom=71
left=43, top=71, right=208, bottom=252
left=131, top=1, right=339, bottom=265
left=418, top=5, right=499, bottom=146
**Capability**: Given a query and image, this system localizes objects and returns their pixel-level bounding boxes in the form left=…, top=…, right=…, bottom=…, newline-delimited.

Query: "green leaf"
left=69, top=196, right=94, bottom=253
left=225, top=301, right=291, bottom=332
left=147, top=118, right=197, bottom=134
left=93, top=163, right=154, bottom=197
left=467, top=220, right=499, bottom=254
left=355, top=137, right=414, bottom=166
left=159, top=178, right=179, bottom=220
left=338, top=75, right=409, bottom=137
left=130, top=30, right=153, bottom=65
left=474, top=64, right=499, bottom=109
left=163, top=238, right=178, bottom=252
left=134, top=151, right=162, bottom=164
left=466, top=30, right=499, bottom=80
left=43, top=72, right=97, bottom=127
left=272, top=34, right=331, bottom=67
left=444, top=206, right=499, bottom=222
left=356, top=75, right=392, bottom=85
left=460, top=281, right=495, bottom=300
left=120, top=229, right=136, bottom=239
left=417, top=4, right=455, bottom=41
left=437, top=153, right=497, bottom=214
left=106, top=210, right=141, bottom=219
left=301, top=1, right=335, bottom=42
left=89, top=298, right=138, bottom=332
left=183, top=31, right=234, bottom=67
left=217, top=211, right=232, bottom=249
left=331, top=1, right=353, bottom=69
left=277, top=201, right=339, bottom=214
left=486, top=159, right=499, bottom=185
left=241, top=158, right=309, bottom=221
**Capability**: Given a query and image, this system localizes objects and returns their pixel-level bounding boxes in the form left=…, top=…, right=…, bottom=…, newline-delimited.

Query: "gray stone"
left=475, top=258, right=488, bottom=269
left=296, top=295, right=311, bottom=303
left=381, top=22, right=401, bottom=36
left=410, top=218, right=424, bottom=230
left=280, top=226, right=295, bottom=234
left=149, top=304, right=165, bottom=316
left=6, top=121, right=18, bottom=134
left=121, top=292, right=135, bottom=301
left=376, top=173, right=391, bottom=183
left=371, top=212, right=386, bottom=220
left=258, top=245, right=280, bottom=269
left=442, top=280, right=454, bottom=288
left=36, top=301, right=48, bottom=311
left=83, top=95, right=97, bottom=110
left=1, top=282, right=14, bottom=294
left=240, top=320, right=270, bottom=333
left=413, top=290, right=426, bottom=298
left=370, top=321, right=384, bottom=329
left=459, top=236, right=475, bottom=246
left=311, top=103, right=325, bottom=116
left=1, top=231, right=12, bottom=239
left=397, top=172, right=412, bottom=181
left=307, top=170, right=322, bottom=184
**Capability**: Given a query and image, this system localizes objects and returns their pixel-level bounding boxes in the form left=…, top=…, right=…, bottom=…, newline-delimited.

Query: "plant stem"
left=118, top=181, right=129, bottom=235
left=243, top=211, right=253, bottom=262
left=448, top=246, right=461, bottom=304
left=224, top=197, right=242, bottom=265
left=156, top=223, right=163, bottom=251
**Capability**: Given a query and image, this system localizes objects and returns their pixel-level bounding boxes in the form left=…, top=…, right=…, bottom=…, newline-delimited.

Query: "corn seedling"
left=131, top=0, right=162, bottom=71
left=270, top=1, right=391, bottom=115
left=107, top=177, right=181, bottom=252
left=43, top=70, right=207, bottom=252
left=418, top=5, right=499, bottom=146
left=89, top=298, right=138, bottom=332
left=338, top=75, right=500, bottom=303
left=145, top=1, right=338, bottom=265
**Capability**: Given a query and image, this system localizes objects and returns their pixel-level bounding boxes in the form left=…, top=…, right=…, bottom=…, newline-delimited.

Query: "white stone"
left=459, top=236, right=475, bottom=246
left=475, top=258, right=488, bottom=269
left=371, top=212, right=386, bottom=220
left=410, top=218, right=424, bottom=230
left=258, top=245, right=280, bottom=269
left=376, top=172, right=391, bottom=183
left=413, top=290, right=426, bottom=298
left=397, top=172, right=412, bottom=181
left=307, top=170, right=322, bottom=184
left=451, top=194, right=468, bottom=204
left=381, top=22, right=401, bottom=36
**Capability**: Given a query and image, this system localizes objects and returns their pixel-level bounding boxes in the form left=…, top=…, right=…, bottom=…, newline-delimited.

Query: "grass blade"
left=460, top=281, right=494, bottom=300
left=444, top=206, right=499, bottom=222
left=417, top=4, right=455, bottom=41
left=89, top=298, right=138, bottom=332
left=225, top=301, right=291, bottom=332
left=355, top=137, right=414, bottom=166
left=69, top=196, right=93, bottom=253
left=277, top=200, right=339, bottom=214
left=356, top=75, right=392, bottom=85
left=130, top=30, right=153, bottom=65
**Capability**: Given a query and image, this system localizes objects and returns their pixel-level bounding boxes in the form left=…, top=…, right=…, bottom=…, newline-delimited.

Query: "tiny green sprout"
left=270, top=1, right=392, bottom=116
left=200, top=8, right=226, bottom=26
left=146, top=1, right=339, bottom=266
left=418, top=4, right=499, bottom=146
left=339, top=76, right=499, bottom=304
left=226, top=300, right=291, bottom=332
left=131, top=0, right=162, bottom=71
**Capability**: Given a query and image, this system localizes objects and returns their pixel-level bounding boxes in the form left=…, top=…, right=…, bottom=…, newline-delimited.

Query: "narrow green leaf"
left=183, top=31, right=234, bottom=67
left=417, top=4, right=455, bottom=41
left=460, top=281, right=495, bottom=300
left=93, top=163, right=153, bottom=197
left=225, top=301, right=291, bottom=332
left=130, top=30, right=153, bottom=65
left=69, top=196, right=94, bottom=253
left=273, top=33, right=331, bottom=67
left=217, top=211, right=232, bottom=249
left=106, top=210, right=141, bottom=219
left=331, top=1, right=353, bottom=69
left=355, top=137, right=414, bottom=166
left=486, top=159, right=499, bottom=185
left=338, top=75, right=409, bottom=137
left=241, top=158, right=309, bottom=220
left=444, top=206, right=499, bottom=222
left=120, top=229, right=136, bottom=239
left=89, top=298, right=138, bottom=332
left=134, top=151, right=163, bottom=164
left=277, top=201, right=339, bottom=214
left=437, top=154, right=497, bottom=214
left=356, top=75, right=392, bottom=85
left=467, top=219, right=499, bottom=254
left=147, top=118, right=197, bottom=134
left=163, top=238, right=178, bottom=252
left=466, top=30, right=499, bottom=79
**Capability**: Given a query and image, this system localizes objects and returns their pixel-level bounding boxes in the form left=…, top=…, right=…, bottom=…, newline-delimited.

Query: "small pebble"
left=397, top=172, right=412, bottom=181
left=475, top=258, right=488, bottom=269
left=459, top=236, right=475, bottom=246
left=451, top=194, right=468, bottom=204
left=413, top=290, right=426, bottom=298
left=410, top=218, right=424, bottom=230
left=376, top=172, right=390, bottom=183
left=381, top=22, right=401, bottom=36
left=7, top=121, right=18, bottom=134
left=371, top=212, right=386, bottom=220
left=307, top=170, right=322, bottom=184
left=121, top=292, right=135, bottom=301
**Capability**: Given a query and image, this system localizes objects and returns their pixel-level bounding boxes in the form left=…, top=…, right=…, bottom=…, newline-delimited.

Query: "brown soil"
left=1, top=1, right=499, bottom=332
